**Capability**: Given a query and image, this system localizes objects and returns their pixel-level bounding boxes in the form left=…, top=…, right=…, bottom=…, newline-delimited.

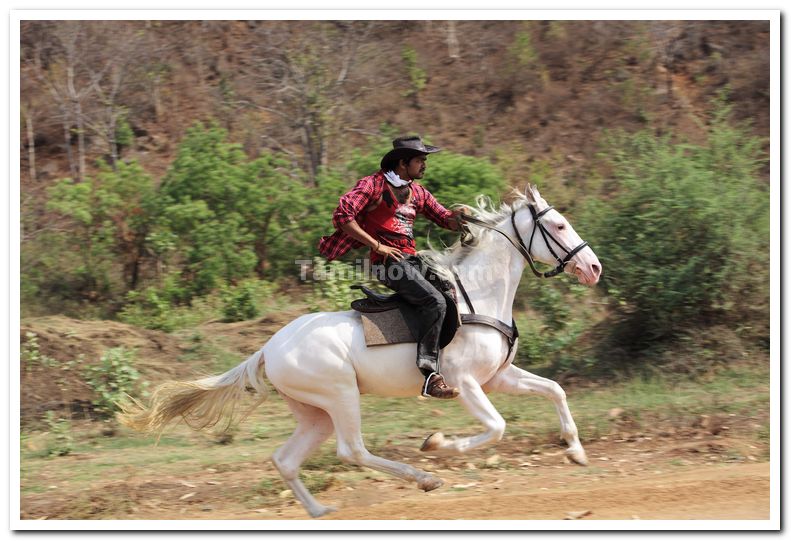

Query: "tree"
left=156, top=122, right=314, bottom=292
left=242, top=21, right=375, bottom=185
left=44, top=159, right=158, bottom=299
left=25, top=21, right=95, bottom=183
left=80, top=22, right=147, bottom=168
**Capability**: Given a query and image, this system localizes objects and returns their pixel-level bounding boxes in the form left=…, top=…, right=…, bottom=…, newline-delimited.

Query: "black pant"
left=379, top=255, right=447, bottom=377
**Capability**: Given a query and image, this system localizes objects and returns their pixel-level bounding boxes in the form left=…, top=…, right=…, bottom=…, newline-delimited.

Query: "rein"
left=461, top=205, right=589, bottom=279
left=447, top=204, right=588, bottom=361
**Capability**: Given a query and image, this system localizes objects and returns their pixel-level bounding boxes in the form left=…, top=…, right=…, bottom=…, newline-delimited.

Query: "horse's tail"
left=117, top=348, right=268, bottom=435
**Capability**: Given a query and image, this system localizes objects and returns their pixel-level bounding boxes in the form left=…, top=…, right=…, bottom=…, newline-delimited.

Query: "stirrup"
left=422, top=372, right=460, bottom=399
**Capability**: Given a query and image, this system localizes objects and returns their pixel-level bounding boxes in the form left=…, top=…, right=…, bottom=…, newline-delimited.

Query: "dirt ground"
left=19, top=315, right=772, bottom=524
left=20, top=428, right=770, bottom=522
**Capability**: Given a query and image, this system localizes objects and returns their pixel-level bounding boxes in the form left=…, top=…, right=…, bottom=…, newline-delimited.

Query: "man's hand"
left=375, top=243, right=404, bottom=261
left=450, top=208, right=470, bottom=231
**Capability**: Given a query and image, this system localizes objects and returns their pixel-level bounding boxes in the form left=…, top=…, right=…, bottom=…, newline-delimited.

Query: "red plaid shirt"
left=318, top=171, right=455, bottom=261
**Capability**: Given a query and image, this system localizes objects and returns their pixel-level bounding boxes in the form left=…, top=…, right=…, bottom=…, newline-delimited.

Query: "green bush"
left=43, top=411, right=73, bottom=457
left=115, top=113, right=134, bottom=150
left=513, top=279, right=597, bottom=376
left=308, top=257, right=377, bottom=312
left=83, top=347, right=146, bottom=415
left=401, top=46, right=427, bottom=102
left=118, top=287, right=178, bottom=332
left=221, top=282, right=260, bottom=322
left=116, top=269, right=192, bottom=331
left=155, top=121, right=315, bottom=293
left=36, top=159, right=158, bottom=312
left=510, top=26, right=540, bottom=68
left=21, top=332, right=57, bottom=368
left=585, top=93, right=769, bottom=346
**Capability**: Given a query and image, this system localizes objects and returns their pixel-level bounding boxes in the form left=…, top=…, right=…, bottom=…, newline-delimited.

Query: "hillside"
left=20, top=20, right=769, bottom=193
left=20, top=307, right=310, bottom=423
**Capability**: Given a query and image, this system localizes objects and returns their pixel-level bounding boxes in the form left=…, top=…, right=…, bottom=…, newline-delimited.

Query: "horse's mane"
left=419, top=189, right=528, bottom=283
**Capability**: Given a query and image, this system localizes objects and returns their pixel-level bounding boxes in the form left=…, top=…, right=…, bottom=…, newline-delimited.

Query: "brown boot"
left=422, top=373, right=459, bottom=399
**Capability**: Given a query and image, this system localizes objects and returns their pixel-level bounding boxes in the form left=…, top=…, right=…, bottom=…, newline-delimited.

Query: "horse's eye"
left=558, top=224, right=566, bottom=231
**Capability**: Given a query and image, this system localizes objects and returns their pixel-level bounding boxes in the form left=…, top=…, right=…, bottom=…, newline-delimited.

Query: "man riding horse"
left=319, top=136, right=466, bottom=399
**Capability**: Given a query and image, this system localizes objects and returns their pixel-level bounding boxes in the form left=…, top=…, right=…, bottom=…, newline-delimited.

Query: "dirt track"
left=312, top=462, right=770, bottom=521
left=18, top=315, right=772, bottom=523
left=242, top=437, right=771, bottom=521
left=21, top=430, right=770, bottom=522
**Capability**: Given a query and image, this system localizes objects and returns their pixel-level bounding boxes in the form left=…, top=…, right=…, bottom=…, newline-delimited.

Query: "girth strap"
left=452, top=268, right=520, bottom=362
left=460, top=314, right=518, bottom=343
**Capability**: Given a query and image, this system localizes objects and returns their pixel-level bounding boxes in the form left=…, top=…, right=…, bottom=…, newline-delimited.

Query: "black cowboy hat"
left=380, top=135, right=441, bottom=170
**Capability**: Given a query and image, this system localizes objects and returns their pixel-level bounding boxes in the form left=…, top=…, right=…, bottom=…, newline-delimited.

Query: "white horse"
left=119, top=184, right=602, bottom=518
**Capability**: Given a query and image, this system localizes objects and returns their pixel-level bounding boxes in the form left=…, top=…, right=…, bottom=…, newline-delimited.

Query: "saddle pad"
left=359, top=309, right=416, bottom=346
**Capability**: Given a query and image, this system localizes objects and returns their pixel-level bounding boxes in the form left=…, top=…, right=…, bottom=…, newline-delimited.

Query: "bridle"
left=460, top=204, right=589, bottom=279
left=447, top=202, right=588, bottom=359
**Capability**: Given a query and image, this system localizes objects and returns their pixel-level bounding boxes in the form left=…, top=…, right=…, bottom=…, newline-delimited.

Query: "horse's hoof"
left=309, top=505, right=337, bottom=518
left=566, top=447, right=588, bottom=466
left=420, top=432, right=445, bottom=452
left=418, top=476, right=444, bottom=492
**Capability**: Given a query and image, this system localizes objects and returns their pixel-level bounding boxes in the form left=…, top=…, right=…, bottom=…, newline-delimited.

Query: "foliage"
left=115, top=113, right=134, bottom=149
left=584, top=93, right=769, bottom=347
left=43, top=411, right=74, bottom=457
left=419, top=152, right=508, bottom=247
left=118, top=285, right=181, bottom=332
left=153, top=122, right=315, bottom=296
left=83, top=347, right=146, bottom=416
left=509, top=26, right=540, bottom=68
left=221, top=281, right=262, bottom=322
left=21, top=332, right=58, bottom=368
left=154, top=123, right=258, bottom=297
left=401, top=46, right=427, bottom=103
left=343, top=139, right=392, bottom=178
left=119, top=276, right=280, bottom=331
left=308, top=257, right=376, bottom=312
left=514, top=279, right=598, bottom=375
left=41, top=159, right=158, bottom=305
left=23, top=46, right=305, bottom=312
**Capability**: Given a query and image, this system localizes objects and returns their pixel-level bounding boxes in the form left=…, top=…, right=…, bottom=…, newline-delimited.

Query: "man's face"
left=403, top=155, right=427, bottom=180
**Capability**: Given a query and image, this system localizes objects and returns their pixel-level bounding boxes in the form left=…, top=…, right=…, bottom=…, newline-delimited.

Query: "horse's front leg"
left=482, top=364, right=588, bottom=466
left=420, top=376, right=506, bottom=454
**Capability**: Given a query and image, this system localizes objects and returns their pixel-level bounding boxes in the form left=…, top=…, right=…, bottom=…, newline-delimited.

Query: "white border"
left=10, top=9, right=783, bottom=20
left=9, top=8, right=21, bottom=539
left=9, top=9, right=781, bottom=534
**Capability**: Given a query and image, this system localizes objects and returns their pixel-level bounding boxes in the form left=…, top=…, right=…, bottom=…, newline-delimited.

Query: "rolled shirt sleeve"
left=415, top=185, right=455, bottom=229
left=332, top=175, right=378, bottom=228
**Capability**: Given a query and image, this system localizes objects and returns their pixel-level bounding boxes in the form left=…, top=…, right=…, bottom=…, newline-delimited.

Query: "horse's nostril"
left=592, top=264, right=601, bottom=278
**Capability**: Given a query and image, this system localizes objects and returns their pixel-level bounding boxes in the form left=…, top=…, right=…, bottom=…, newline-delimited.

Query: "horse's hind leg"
left=483, top=364, right=588, bottom=466
left=327, top=391, right=443, bottom=492
left=272, top=395, right=337, bottom=518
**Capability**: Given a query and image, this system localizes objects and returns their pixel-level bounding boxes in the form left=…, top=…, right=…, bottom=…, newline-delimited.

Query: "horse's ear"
left=525, top=184, right=540, bottom=205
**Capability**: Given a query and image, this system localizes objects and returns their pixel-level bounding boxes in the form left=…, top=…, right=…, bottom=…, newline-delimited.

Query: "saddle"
left=350, top=267, right=520, bottom=360
left=350, top=272, right=461, bottom=349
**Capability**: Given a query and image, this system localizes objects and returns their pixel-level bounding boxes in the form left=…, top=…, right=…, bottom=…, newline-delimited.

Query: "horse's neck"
left=455, top=223, right=527, bottom=323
